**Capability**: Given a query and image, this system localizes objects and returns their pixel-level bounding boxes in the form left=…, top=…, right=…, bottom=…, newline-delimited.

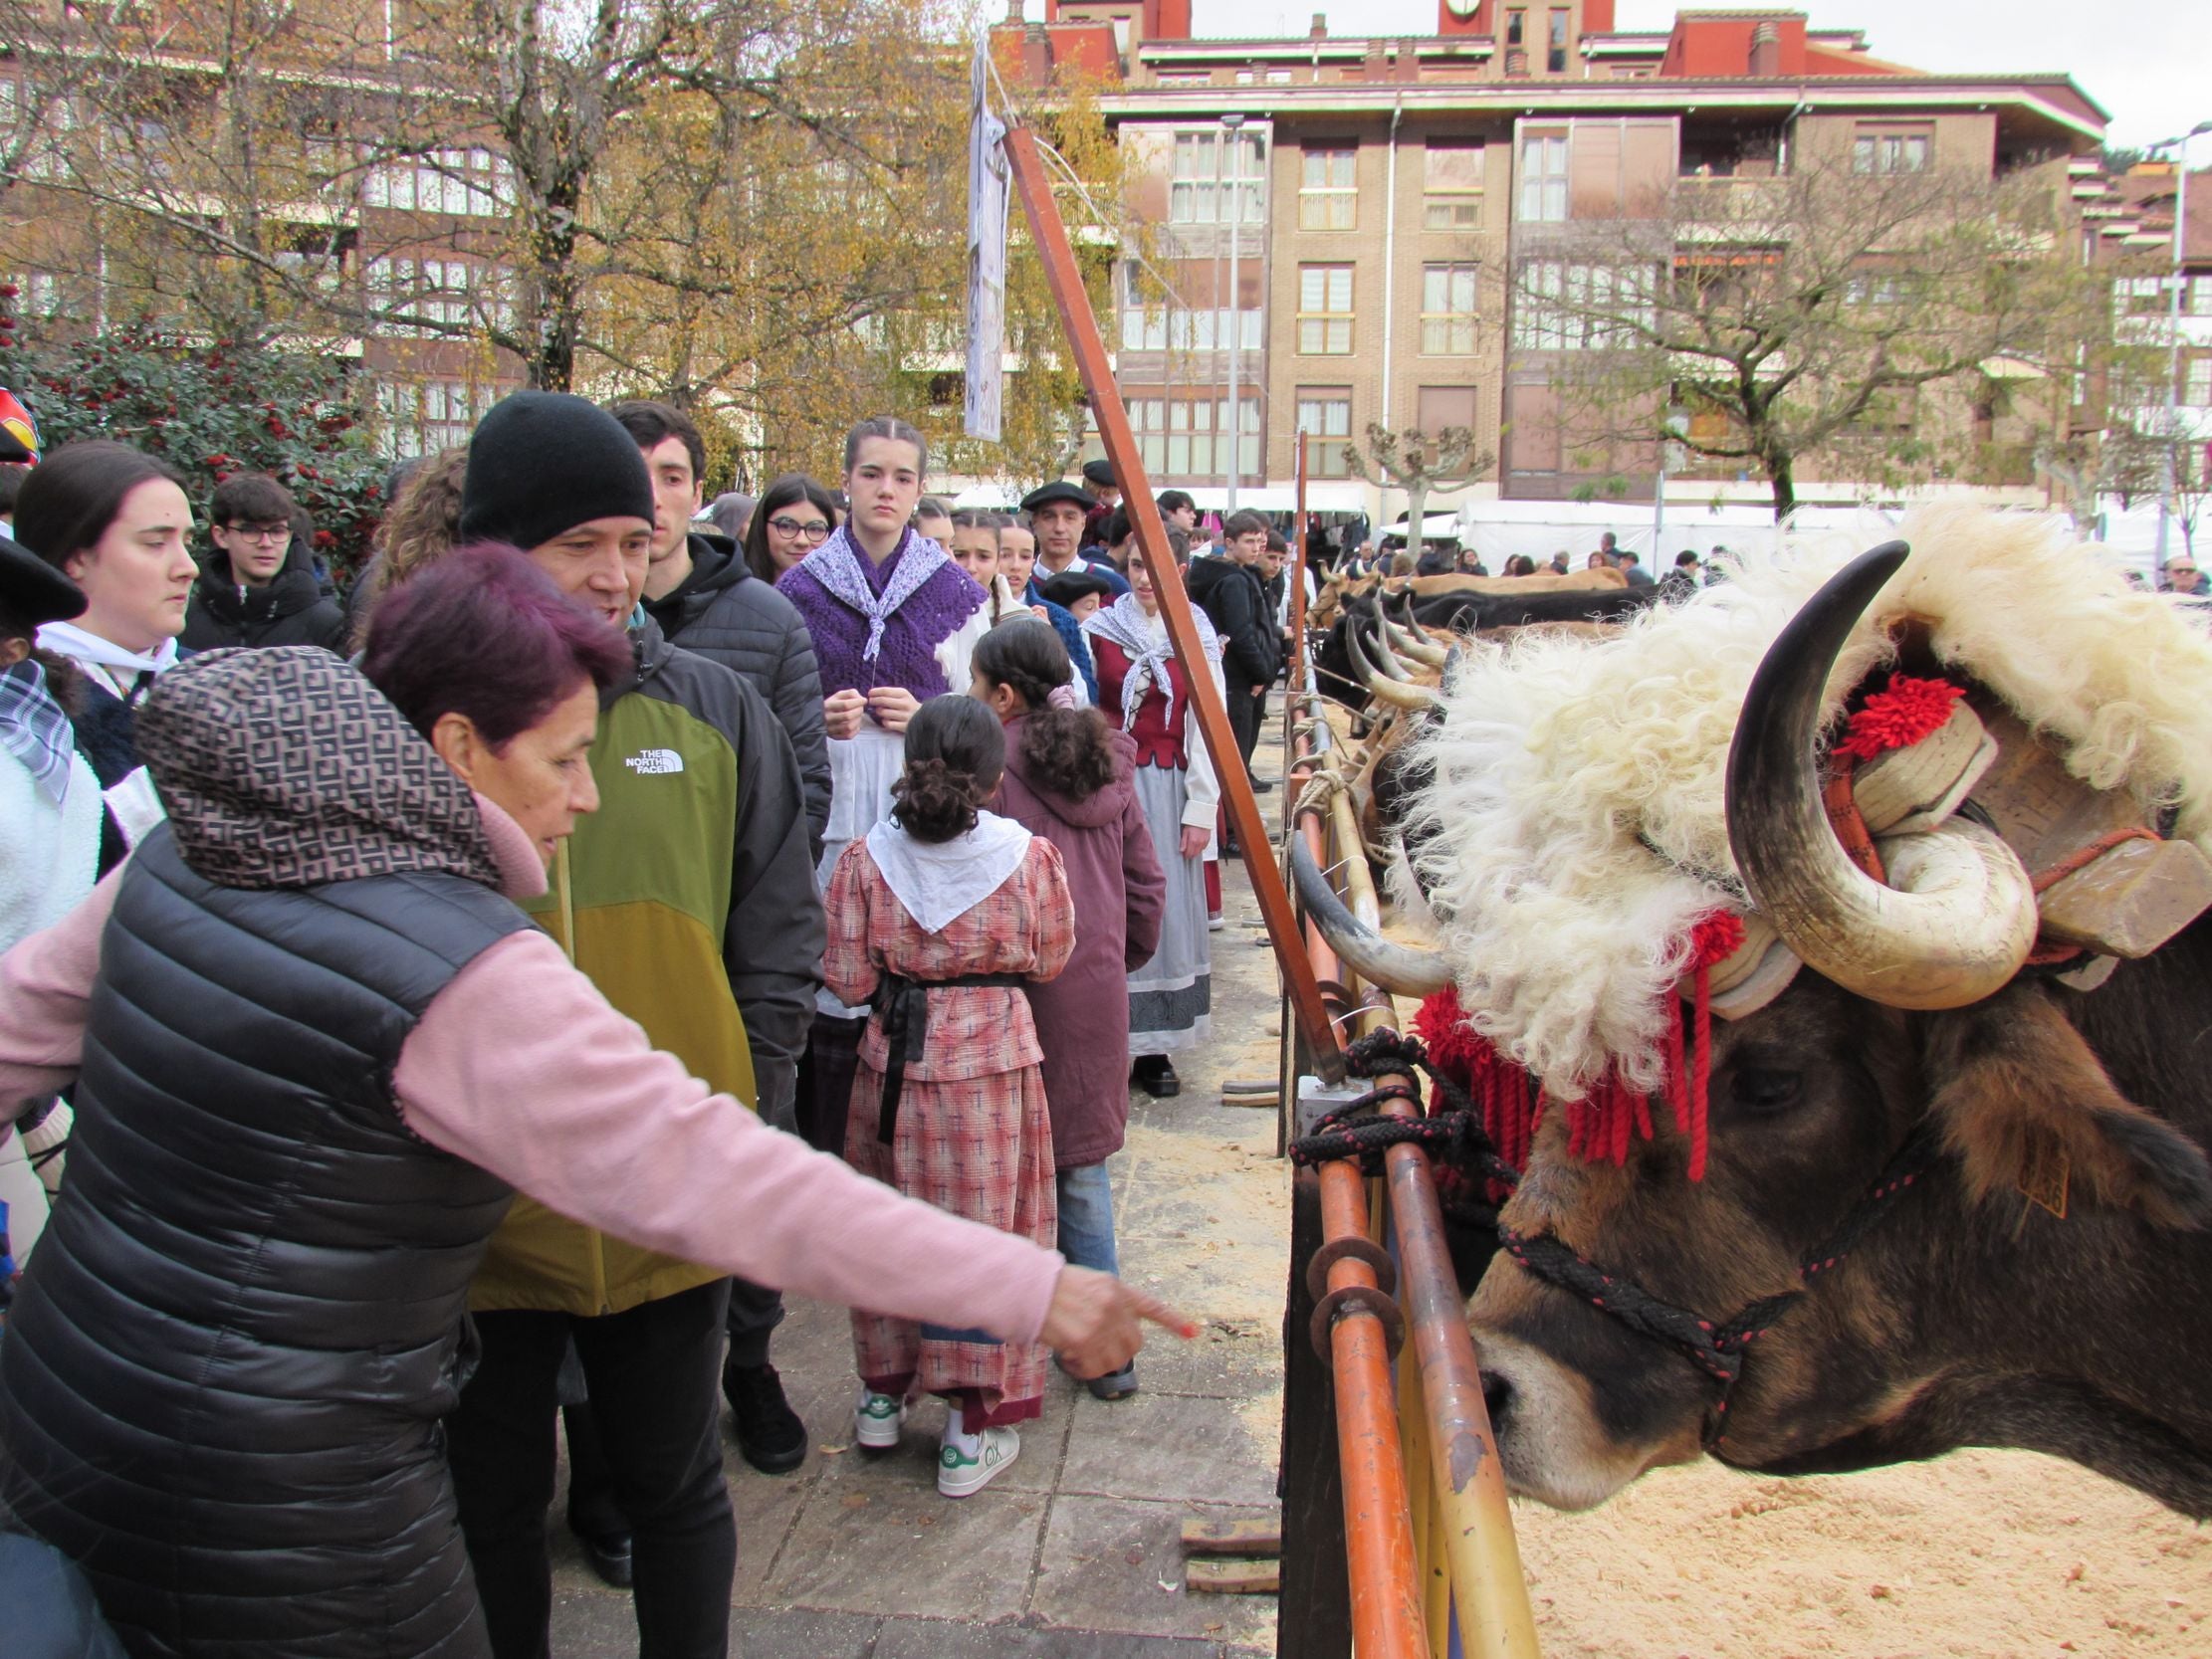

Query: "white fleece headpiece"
left=1400, top=504, right=2212, bottom=1101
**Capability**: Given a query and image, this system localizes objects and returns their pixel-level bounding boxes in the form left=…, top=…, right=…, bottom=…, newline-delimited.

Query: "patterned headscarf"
left=135, top=647, right=501, bottom=891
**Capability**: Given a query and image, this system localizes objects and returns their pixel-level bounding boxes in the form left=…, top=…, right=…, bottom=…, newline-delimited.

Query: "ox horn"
left=1725, top=542, right=2038, bottom=1010
left=1346, top=622, right=1443, bottom=711
left=1289, top=833, right=1456, bottom=998
left=1382, top=613, right=1449, bottom=671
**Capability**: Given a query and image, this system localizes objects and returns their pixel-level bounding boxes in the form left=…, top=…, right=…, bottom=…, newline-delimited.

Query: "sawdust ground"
left=1510, top=1450, right=2208, bottom=1658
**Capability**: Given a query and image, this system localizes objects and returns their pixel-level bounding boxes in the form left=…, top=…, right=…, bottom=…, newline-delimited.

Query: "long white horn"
left=1382, top=613, right=1448, bottom=670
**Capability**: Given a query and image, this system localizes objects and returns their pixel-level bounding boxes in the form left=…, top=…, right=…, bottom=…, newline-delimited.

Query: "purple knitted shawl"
left=777, top=527, right=987, bottom=699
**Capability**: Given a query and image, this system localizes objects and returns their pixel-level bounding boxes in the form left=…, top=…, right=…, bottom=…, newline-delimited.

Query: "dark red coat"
left=993, top=720, right=1167, bottom=1168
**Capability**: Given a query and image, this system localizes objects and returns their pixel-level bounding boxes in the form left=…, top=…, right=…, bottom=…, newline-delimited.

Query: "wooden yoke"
left=1002, top=119, right=1342, bottom=1081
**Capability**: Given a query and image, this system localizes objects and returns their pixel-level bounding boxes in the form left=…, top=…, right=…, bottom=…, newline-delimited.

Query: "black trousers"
left=1225, top=674, right=1265, bottom=770
left=447, top=1279, right=735, bottom=1659
left=794, top=1012, right=864, bottom=1157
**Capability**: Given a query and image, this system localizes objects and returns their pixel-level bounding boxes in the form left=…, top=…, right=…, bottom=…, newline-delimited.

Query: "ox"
left=1315, top=545, right=2212, bottom=1519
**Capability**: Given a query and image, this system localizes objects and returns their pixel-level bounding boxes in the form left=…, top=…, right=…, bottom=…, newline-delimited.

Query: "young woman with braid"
left=972, top=620, right=1165, bottom=1400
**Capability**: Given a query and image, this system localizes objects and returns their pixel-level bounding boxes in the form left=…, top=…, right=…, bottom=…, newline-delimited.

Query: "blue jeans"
left=1055, top=1161, right=1120, bottom=1277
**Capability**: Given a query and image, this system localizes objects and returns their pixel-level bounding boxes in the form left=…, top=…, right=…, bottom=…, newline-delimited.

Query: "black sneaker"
left=723, top=1361, right=808, bottom=1474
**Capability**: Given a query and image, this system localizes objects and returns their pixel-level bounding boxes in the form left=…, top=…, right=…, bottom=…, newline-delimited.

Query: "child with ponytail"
left=972, top=620, right=1165, bottom=1400
left=822, top=695, right=1076, bottom=1497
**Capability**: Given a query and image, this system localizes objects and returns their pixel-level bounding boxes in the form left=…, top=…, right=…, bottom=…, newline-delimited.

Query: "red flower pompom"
left=1835, top=677, right=1963, bottom=762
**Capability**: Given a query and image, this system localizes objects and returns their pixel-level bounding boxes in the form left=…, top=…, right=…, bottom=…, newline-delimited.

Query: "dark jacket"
left=645, top=530, right=831, bottom=856
left=993, top=722, right=1165, bottom=1168
left=0, top=652, right=534, bottom=1658
left=1186, top=555, right=1278, bottom=689
left=180, top=544, right=348, bottom=654
left=474, top=619, right=823, bottom=1316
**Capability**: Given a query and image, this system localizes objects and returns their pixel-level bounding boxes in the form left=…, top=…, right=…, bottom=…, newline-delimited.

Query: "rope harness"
left=1289, top=1029, right=1946, bottom=1447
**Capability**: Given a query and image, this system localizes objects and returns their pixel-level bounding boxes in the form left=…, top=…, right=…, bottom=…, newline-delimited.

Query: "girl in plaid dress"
left=823, top=697, right=1075, bottom=1497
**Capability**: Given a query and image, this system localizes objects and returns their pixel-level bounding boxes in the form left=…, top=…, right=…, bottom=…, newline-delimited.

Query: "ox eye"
left=1729, top=1067, right=1803, bottom=1115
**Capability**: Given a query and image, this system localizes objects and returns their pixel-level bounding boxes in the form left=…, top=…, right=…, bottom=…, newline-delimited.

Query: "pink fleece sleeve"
left=393, top=930, right=1065, bottom=1345
left=0, top=870, right=120, bottom=1111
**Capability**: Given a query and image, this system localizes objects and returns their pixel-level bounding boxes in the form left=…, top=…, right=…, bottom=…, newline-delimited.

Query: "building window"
left=2187, top=355, right=2212, bottom=410
left=2192, top=277, right=2212, bottom=316
left=365, top=146, right=516, bottom=216
left=1416, top=385, right=1479, bottom=437
left=1852, top=124, right=1932, bottom=175
left=1295, top=388, right=1353, bottom=477
left=17, top=271, right=61, bottom=319
left=366, top=255, right=514, bottom=331
left=1170, top=128, right=1266, bottom=226
left=1504, top=9, right=1523, bottom=45
left=1127, top=392, right=1259, bottom=481
left=376, top=379, right=501, bottom=459
left=1119, top=263, right=1258, bottom=352
left=1514, top=259, right=1654, bottom=350
left=1298, top=264, right=1354, bottom=354
left=1424, top=141, right=1483, bottom=230
left=1546, top=9, right=1569, bottom=73
left=1421, top=263, right=1478, bottom=354
left=1517, top=130, right=1567, bottom=222
left=1299, top=145, right=1357, bottom=231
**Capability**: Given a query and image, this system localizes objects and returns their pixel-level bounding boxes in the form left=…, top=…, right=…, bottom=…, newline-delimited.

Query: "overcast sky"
left=1046, top=0, right=2207, bottom=151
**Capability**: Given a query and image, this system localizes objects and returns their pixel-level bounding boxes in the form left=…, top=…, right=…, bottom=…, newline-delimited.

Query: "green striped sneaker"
left=937, top=1425, right=1020, bottom=1498
left=854, top=1390, right=906, bottom=1450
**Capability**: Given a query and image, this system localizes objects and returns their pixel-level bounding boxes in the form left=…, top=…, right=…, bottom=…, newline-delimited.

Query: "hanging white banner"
left=964, top=41, right=1008, bottom=443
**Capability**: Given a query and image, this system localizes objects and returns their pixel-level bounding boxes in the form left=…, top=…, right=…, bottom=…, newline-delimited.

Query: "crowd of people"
left=0, top=394, right=1324, bottom=1659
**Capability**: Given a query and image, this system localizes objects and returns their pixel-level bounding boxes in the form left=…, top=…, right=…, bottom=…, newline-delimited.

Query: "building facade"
left=1001, top=2, right=2122, bottom=520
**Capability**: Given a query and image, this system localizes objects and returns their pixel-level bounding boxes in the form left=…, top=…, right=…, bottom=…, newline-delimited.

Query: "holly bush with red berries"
left=0, top=310, right=388, bottom=581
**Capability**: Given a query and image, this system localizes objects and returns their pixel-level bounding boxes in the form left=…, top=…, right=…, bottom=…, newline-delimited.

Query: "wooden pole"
left=1002, top=119, right=1341, bottom=1081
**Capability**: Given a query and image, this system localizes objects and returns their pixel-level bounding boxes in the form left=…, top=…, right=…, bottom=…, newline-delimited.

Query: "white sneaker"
left=937, top=1425, right=1020, bottom=1498
left=854, top=1389, right=907, bottom=1450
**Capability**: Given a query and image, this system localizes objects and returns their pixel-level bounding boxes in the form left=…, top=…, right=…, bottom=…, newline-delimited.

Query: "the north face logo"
left=623, top=748, right=685, bottom=775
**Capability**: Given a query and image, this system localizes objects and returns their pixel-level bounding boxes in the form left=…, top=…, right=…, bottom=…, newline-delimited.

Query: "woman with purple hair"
left=0, top=544, right=1182, bottom=1659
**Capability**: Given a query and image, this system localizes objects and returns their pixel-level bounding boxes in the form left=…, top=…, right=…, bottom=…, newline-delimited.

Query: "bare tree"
left=1343, top=422, right=1490, bottom=552
left=1514, top=154, right=2104, bottom=519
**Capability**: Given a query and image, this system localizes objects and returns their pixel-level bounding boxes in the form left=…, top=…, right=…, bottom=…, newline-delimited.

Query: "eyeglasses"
left=225, top=521, right=292, bottom=543
left=769, top=516, right=831, bottom=542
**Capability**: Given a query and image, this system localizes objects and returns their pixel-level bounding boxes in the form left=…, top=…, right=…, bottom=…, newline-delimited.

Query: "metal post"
left=1222, top=112, right=1246, bottom=517
left=2152, top=124, right=2210, bottom=579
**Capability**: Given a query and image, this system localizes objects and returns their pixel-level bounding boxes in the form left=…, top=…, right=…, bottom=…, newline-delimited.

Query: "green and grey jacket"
left=472, top=617, right=824, bottom=1317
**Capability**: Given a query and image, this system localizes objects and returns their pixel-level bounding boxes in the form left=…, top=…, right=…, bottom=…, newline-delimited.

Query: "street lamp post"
left=1221, top=111, right=1245, bottom=517
left=2148, top=120, right=2212, bottom=579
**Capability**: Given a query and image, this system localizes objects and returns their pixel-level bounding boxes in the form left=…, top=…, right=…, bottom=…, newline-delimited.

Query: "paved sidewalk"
left=551, top=743, right=1295, bottom=1657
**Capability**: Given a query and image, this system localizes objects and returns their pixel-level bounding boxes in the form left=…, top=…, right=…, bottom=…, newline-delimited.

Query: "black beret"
left=1020, top=481, right=1097, bottom=515
left=1036, top=568, right=1116, bottom=609
left=1080, top=459, right=1116, bottom=489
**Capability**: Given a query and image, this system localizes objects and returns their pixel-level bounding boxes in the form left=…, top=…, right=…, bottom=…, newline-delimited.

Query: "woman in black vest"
left=0, top=546, right=1180, bottom=1659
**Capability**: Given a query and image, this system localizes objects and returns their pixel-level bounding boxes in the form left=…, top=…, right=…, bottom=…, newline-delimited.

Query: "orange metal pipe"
left=1317, top=1155, right=1429, bottom=1658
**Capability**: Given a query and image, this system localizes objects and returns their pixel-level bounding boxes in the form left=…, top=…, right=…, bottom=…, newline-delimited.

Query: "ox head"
left=1466, top=546, right=2212, bottom=1513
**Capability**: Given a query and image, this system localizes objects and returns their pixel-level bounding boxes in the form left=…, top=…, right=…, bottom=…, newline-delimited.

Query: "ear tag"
left=2018, top=1133, right=2071, bottom=1220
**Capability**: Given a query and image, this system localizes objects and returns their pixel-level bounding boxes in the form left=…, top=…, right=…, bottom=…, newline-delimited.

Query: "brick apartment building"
left=997, top=1, right=2136, bottom=520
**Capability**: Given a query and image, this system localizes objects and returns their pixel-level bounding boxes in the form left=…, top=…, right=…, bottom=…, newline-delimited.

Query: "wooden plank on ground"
left=1182, top=1518, right=1283, bottom=1556
left=1189, top=1558, right=1283, bottom=1595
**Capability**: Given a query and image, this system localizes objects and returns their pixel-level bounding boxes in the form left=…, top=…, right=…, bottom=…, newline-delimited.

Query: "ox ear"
left=1923, top=984, right=2212, bottom=1231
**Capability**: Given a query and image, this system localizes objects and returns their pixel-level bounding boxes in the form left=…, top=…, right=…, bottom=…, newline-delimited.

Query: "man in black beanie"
left=442, top=390, right=823, bottom=1659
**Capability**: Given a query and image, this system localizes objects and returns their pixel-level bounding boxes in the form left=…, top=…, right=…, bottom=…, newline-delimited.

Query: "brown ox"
left=1460, top=549, right=2212, bottom=1517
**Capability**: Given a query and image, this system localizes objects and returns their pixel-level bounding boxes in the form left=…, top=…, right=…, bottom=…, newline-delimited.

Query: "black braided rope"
left=1285, top=1029, right=1524, bottom=1195
left=1500, top=1119, right=1946, bottom=1443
